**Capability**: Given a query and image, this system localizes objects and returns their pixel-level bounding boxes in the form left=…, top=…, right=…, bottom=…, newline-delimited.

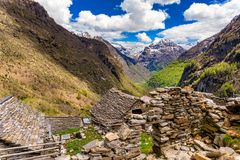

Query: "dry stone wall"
left=46, top=116, right=83, bottom=133
left=84, top=87, right=231, bottom=159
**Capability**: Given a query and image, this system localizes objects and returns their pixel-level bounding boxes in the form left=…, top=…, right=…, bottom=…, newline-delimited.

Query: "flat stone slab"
left=82, top=140, right=102, bottom=152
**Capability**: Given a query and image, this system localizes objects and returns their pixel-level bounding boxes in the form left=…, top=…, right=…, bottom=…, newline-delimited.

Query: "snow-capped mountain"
left=112, top=43, right=142, bottom=60
left=137, top=39, right=186, bottom=71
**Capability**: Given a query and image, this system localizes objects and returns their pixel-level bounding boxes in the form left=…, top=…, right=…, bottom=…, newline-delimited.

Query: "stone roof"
left=91, top=88, right=141, bottom=127
left=0, top=96, right=49, bottom=147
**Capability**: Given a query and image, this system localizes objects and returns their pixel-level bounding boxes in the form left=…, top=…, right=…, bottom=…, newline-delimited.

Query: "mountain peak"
left=138, top=39, right=186, bottom=71
left=151, top=38, right=174, bottom=46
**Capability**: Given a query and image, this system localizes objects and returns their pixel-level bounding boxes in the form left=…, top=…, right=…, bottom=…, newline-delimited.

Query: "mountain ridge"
left=137, top=39, right=186, bottom=71
left=0, top=0, right=142, bottom=115
left=179, top=14, right=240, bottom=97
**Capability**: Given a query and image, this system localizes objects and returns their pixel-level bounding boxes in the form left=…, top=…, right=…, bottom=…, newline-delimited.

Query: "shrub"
left=223, top=134, right=240, bottom=147
left=140, top=132, right=153, bottom=154
left=201, top=62, right=237, bottom=78
left=217, top=82, right=236, bottom=97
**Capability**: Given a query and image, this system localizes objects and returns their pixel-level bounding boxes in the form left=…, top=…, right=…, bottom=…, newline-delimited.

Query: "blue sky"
left=70, top=0, right=224, bottom=42
left=36, top=0, right=240, bottom=49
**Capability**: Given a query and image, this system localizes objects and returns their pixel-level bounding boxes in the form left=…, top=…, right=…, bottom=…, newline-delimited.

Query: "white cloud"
left=76, top=0, right=168, bottom=33
left=35, top=0, right=180, bottom=41
left=148, top=0, right=180, bottom=5
left=114, top=41, right=148, bottom=54
left=136, top=32, right=152, bottom=43
left=35, top=0, right=72, bottom=28
left=158, top=0, right=240, bottom=46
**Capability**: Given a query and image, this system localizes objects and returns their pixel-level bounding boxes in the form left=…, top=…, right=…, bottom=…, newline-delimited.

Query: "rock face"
left=179, top=14, right=240, bottom=95
left=138, top=39, right=185, bottom=71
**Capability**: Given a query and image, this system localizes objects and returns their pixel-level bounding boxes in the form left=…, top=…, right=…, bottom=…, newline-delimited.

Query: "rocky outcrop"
left=138, top=39, right=185, bottom=71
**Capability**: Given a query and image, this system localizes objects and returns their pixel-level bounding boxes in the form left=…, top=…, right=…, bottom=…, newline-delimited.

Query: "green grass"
left=65, top=126, right=102, bottom=155
left=223, top=134, right=240, bottom=147
left=147, top=61, right=188, bottom=88
left=56, top=128, right=80, bottom=135
left=140, top=132, right=153, bottom=154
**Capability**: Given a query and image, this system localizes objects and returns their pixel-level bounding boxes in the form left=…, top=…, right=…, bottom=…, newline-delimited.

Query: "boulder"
left=135, top=154, right=146, bottom=160
left=55, top=155, right=71, bottom=160
left=206, top=151, right=223, bottom=158
left=105, top=132, right=119, bottom=142
left=162, top=114, right=174, bottom=120
left=145, top=155, right=157, bottom=160
left=90, top=147, right=111, bottom=153
left=130, top=119, right=146, bottom=125
left=82, top=140, right=102, bottom=152
left=193, top=153, right=211, bottom=160
left=76, top=154, right=90, bottom=160
left=140, top=96, right=152, bottom=104
left=219, top=155, right=235, bottom=160
left=118, top=124, right=131, bottom=140
left=219, top=147, right=235, bottom=155
left=194, top=140, right=218, bottom=152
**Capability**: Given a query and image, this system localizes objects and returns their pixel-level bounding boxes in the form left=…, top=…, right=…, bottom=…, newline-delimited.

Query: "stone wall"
left=46, top=116, right=83, bottom=133
left=84, top=87, right=230, bottom=159
left=143, top=87, right=226, bottom=152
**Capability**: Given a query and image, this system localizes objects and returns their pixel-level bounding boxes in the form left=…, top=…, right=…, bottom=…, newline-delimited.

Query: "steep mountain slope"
left=138, top=39, right=185, bottom=71
left=179, top=14, right=240, bottom=97
left=0, top=0, right=140, bottom=115
left=178, top=35, right=216, bottom=60
left=109, top=43, right=151, bottom=82
left=112, top=43, right=141, bottom=61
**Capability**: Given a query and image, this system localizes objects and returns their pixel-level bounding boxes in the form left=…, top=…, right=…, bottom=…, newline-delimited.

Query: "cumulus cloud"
left=74, top=0, right=181, bottom=40
left=35, top=0, right=180, bottom=41
left=148, top=0, right=180, bottom=5
left=136, top=32, right=152, bottom=43
left=159, top=0, right=240, bottom=46
left=76, top=0, right=168, bottom=33
left=35, top=0, right=72, bottom=28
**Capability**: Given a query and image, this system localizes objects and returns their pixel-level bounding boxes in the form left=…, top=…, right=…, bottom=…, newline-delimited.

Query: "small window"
left=132, top=109, right=143, bottom=114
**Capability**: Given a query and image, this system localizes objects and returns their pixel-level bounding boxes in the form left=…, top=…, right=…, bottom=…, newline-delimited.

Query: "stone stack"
left=226, top=97, right=240, bottom=126
left=145, top=87, right=207, bottom=148
left=80, top=123, right=143, bottom=160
